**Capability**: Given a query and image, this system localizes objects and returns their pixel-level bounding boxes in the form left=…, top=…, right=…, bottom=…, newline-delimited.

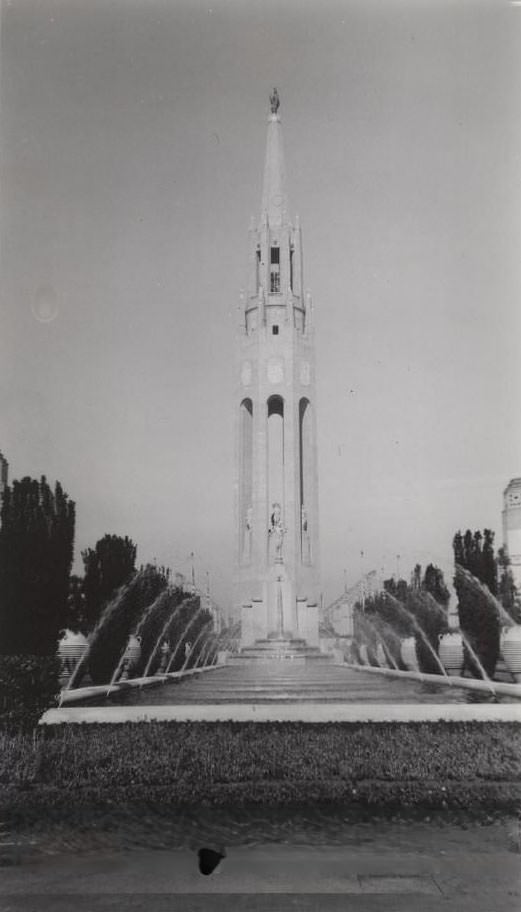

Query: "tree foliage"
left=422, top=563, right=450, bottom=607
left=0, top=477, right=75, bottom=655
left=81, top=535, right=137, bottom=634
left=353, top=564, right=449, bottom=674
left=497, top=547, right=521, bottom=624
left=453, top=529, right=501, bottom=678
left=0, top=655, right=61, bottom=733
left=0, top=476, right=75, bottom=729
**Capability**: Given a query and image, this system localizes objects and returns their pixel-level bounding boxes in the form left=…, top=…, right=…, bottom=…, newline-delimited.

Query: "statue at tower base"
left=240, top=592, right=319, bottom=650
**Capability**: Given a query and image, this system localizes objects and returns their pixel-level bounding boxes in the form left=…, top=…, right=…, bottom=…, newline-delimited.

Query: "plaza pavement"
left=0, top=824, right=519, bottom=911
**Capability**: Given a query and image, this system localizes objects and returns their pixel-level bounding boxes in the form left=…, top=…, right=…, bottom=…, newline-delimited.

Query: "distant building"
left=502, top=478, right=521, bottom=591
left=0, top=452, right=8, bottom=516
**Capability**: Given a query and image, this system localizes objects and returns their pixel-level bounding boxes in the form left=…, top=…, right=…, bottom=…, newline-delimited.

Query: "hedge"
left=0, top=721, right=519, bottom=818
left=0, top=655, right=60, bottom=733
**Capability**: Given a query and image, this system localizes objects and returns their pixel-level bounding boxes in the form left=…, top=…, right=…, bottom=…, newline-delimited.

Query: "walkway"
left=1, top=827, right=519, bottom=911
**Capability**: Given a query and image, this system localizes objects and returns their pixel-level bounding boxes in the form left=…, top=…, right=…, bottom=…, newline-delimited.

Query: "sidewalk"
left=0, top=841, right=519, bottom=911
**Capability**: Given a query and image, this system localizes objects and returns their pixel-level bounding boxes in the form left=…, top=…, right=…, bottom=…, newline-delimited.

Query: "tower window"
left=270, top=247, right=280, bottom=293
left=272, top=325, right=279, bottom=335
left=256, top=249, right=261, bottom=292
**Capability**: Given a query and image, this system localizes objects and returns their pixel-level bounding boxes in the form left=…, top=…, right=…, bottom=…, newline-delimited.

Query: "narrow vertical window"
left=270, top=246, right=280, bottom=294
left=267, top=395, right=284, bottom=562
left=240, top=399, right=253, bottom=564
left=299, top=398, right=313, bottom=564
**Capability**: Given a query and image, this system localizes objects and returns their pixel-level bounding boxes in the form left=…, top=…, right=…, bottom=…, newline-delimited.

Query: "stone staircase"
left=229, top=635, right=332, bottom=665
left=121, top=662, right=470, bottom=705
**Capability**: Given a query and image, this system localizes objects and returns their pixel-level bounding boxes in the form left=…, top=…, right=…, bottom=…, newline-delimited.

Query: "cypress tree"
left=497, top=547, right=521, bottom=623
left=81, top=534, right=137, bottom=633
left=0, top=476, right=75, bottom=729
left=453, top=528, right=500, bottom=678
left=0, top=476, right=75, bottom=654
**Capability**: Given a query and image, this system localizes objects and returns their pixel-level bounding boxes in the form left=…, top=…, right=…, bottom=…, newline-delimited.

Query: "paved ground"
left=1, top=821, right=519, bottom=911
left=0, top=842, right=519, bottom=911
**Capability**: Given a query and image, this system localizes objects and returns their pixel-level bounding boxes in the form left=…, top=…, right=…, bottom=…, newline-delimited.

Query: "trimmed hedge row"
left=0, top=655, right=61, bottom=733
left=1, top=778, right=519, bottom=816
left=0, top=721, right=519, bottom=815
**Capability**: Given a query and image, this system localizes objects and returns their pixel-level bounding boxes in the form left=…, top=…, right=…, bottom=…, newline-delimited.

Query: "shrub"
left=0, top=655, right=60, bottom=733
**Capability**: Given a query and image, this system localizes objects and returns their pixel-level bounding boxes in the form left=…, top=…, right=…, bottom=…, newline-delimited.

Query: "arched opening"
left=299, top=397, right=313, bottom=564
left=239, top=399, right=253, bottom=563
left=267, top=395, right=284, bottom=559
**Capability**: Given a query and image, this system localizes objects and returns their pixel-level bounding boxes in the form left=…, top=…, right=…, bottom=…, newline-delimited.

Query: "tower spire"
left=261, top=88, right=288, bottom=228
left=234, top=93, right=320, bottom=647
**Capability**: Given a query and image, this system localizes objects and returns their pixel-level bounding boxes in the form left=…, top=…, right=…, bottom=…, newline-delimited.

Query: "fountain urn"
left=500, top=625, right=521, bottom=682
left=119, top=634, right=142, bottom=681
left=157, top=641, right=171, bottom=675
left=438, top=631, right=464, bottom=676
left=400, top=636, right=420, bottom=672
left=376, top=643, right=390, bottom=668
left=58, top=629, right=88, bottom=680
left=358, top=644, right=370, bottom=666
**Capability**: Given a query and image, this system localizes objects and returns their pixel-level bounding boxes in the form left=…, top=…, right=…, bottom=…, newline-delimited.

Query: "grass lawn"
left=1, top=721, right=520, bottom=824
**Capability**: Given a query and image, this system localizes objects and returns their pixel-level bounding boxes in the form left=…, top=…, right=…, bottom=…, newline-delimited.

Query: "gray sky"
left=2, top=0, right=520, bottom=611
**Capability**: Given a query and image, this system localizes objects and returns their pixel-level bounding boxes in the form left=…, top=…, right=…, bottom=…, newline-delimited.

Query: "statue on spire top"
left=270, top=88, right=280, bottom=114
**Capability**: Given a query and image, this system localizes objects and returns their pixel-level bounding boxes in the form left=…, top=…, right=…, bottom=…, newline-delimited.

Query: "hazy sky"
left=2, top=0, right=520, bottom=612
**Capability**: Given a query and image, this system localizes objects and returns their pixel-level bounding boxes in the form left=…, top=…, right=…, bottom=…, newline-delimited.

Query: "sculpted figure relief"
left=242, top=505, right=253, bottom=562
left=270, top=88, right=280, bottom=115
left=269, top=502, right=285, bottom=563
left=301, top=505, right=311, bottom=564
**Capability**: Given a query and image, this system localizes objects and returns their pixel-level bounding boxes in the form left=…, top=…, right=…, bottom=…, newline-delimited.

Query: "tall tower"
left=234, top=91, right=320, bottom=647
left=502, top=478, right=521, bottom=591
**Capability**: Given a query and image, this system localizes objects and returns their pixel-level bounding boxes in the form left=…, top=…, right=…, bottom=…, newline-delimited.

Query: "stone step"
left=239, top=643, right=325, bottom=655
left=170, top=678, right=367, bottom=688
left=229, top=656, right=333, bottom=664
left=232, top=650, right=330, bottom=658
left=172, top=688, right=420, bottom=703
left=255, top=638, right=308, bottom=646
left=105, top=664, right=485, bottom=708
left=172, top=680, right=379, bottom=689
left=157, top=693, right=436, bottom=706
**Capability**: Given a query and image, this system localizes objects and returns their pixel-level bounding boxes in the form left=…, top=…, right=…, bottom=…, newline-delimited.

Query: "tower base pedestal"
left=240, top=598, right=319, bottom=651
